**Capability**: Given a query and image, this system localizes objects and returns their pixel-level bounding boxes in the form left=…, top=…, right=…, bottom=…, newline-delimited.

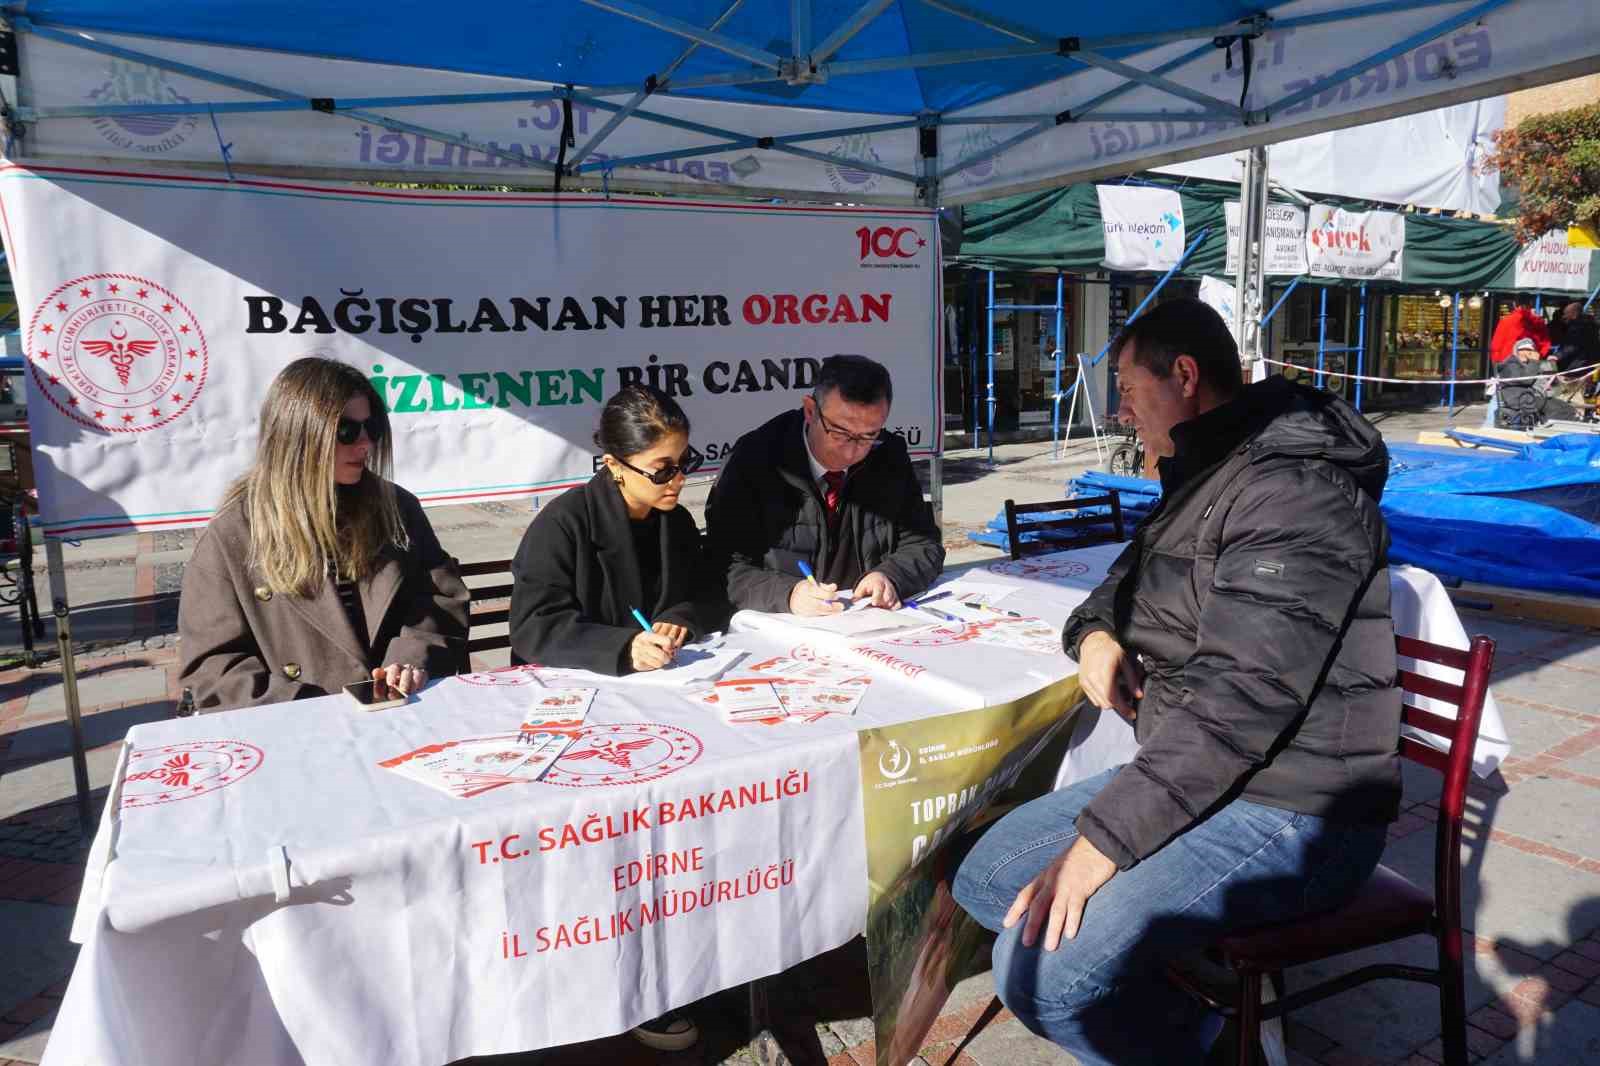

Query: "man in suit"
left=706, top=354, right=943, bottom=616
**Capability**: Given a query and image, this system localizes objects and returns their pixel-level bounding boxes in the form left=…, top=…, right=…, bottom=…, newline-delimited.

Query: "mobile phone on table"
left=342, top=677, right=410, bottom=711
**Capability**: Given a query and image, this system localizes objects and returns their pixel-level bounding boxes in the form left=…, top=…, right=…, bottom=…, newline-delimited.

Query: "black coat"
left=704, top=408, right=944, bottom=613
left=508, top=472, right=727, bottom=675
left=1062, top=377, right=1401, bottom=870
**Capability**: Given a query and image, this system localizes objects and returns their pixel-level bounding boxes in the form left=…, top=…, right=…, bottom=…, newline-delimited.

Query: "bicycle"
left=1107, top=421, right=1146, bottom=479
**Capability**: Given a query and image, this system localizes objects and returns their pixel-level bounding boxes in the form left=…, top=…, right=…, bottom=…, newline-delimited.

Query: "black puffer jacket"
left=1062, top=376, right=1401, bottom=870
left=705, top=408, right=944, bottom=613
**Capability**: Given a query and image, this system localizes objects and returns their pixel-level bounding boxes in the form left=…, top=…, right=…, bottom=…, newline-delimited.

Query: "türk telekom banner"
left=1514, top=231, right=1594, bottom=292
left=1096, top=186, right=1186, bottom=272
left=0, top=164, right=939, bottom=539
left=1306, top=204, right=1405, bottom=281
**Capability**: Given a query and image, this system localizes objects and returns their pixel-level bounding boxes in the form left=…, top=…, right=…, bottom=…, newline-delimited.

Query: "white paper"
left=534, top=644, right=745, bottom=688
left=782, top=607, right=934, bottom=638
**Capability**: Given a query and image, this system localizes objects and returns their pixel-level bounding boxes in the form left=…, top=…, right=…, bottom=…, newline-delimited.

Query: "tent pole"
left=1355, top=282, right=1368, bottom=412
left=924, top=126, right=945, bottom=529
left=1448, top=291, right=1461, bottom=413
left=1084, top=227, right=1211, bottom=369
left=1585, top=281, right=1600, bottom=312
left=986, top=270, right=997, bottom=466
left=1235, top=146, right=1269, bottom=374
left=1316, top=287, right=1328, bottom=390
left=1052, top=272, right=1064, bottom=460
left=44, top=540, right=92, bottom=835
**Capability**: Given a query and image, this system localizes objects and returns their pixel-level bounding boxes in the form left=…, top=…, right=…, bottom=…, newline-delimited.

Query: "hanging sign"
left=1306, top=205, right=1404, bottom=280
left=1096, top=186, right=1186, bottom=272
left=0, top=165, right=938, bottom=539
left=1225, top=201, right=1309, bottom=277
left=1514, top=231, right=1593, bottom=292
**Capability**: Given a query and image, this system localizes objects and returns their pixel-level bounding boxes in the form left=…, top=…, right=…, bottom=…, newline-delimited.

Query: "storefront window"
left=1382, top=293, right=1485, bottom=385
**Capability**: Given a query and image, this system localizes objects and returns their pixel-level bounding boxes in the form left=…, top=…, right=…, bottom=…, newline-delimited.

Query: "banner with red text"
left=1306, top=204, right=1405, bottom=281
left=0, top=164, right=938, bottom=538
left=858, top=678, right=1080, bottom=1066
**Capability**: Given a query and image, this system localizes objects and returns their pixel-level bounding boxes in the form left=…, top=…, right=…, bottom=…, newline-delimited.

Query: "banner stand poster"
left=0, top=165, right=938, bottom=539
left=856, top=677, right=1081, bottom=1066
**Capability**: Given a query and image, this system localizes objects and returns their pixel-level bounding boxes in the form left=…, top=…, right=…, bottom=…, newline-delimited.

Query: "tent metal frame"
left=3, top=0, right=1526, bottom=205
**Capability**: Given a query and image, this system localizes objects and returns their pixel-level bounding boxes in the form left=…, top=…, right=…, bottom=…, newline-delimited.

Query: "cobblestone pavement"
left=3, top=408, right=1599, bottom=1065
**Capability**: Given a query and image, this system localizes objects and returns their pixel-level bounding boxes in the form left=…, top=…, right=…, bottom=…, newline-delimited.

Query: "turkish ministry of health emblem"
left=121, top=740, right=264, bottom=809
left=26, top=274, right=208, bottom=432
left=540, top=723, right=703, bottom=788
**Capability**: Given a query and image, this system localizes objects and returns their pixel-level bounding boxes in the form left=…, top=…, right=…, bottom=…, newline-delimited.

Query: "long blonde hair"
left=223, top=357, right=409, bottom=597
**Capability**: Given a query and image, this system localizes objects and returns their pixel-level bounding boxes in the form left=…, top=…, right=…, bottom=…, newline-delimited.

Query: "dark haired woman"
left=509, top=384, right=727, bottom=677
left=507, top=384, right=724, bottom=1052
left=178, top=357, right=468, bottom=711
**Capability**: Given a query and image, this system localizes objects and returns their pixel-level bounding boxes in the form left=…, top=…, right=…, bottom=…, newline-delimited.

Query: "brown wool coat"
left=177, top=485, right=469, bottom=711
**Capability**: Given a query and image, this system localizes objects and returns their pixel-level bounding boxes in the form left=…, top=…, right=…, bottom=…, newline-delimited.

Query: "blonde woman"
left=178, top=357, right=468, bottom=711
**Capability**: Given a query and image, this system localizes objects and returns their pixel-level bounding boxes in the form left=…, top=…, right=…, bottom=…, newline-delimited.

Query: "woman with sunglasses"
left=508, top=384, right=726, bottom=687
left=177, top=357, right=468, bottom=711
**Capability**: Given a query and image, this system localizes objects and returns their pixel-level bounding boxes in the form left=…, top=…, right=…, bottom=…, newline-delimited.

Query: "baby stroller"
left=1494, top=346, right=1579, bottom=430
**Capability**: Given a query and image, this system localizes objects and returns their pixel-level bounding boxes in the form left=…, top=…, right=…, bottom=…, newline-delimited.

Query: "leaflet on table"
left=533, top=641, right=745, bottom=688
left=967, top=617, right=1065, bottom=656
left=378, top=688, right=596, bottom=798
left=698, top=655, right=871, bottom=724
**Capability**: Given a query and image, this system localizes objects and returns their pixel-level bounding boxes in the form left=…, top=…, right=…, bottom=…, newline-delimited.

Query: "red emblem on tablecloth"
left=456, top=665, right=542, bottom=687
left=26, top=274, right=209, bottom=433
left=540, top=724, right=703, bottom=788
left=121, top=740, right=263, bottom=809
left=987, top=558, right=1091, bottom=580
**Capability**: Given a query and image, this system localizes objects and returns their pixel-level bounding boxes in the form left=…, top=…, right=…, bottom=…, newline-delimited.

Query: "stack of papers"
left=380, top=687, right=596, bottom=798
left=698, top=655, right=871, bottom=725
left=534, top=642, right=746, bottom=688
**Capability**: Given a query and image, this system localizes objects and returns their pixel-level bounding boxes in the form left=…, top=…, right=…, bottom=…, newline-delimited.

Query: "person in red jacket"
left=1490, top=295, right=1551, bottom=365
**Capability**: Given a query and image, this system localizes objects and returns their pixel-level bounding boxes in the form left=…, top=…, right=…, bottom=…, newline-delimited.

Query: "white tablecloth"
left=45, top=546, right=1505, bottom=1066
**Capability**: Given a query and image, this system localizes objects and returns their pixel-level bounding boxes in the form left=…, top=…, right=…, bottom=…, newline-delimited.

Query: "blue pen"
left=920, top=605, right=961, bottom=623
left=909, top=590, right=952, bottom=608
left=629, top=607, right=652, bottom=631
left=797, top=560, right=818, bottom=586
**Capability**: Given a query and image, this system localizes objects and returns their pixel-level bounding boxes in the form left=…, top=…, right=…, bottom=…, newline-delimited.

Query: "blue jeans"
left=952, top=768, right=1386, bottom=1066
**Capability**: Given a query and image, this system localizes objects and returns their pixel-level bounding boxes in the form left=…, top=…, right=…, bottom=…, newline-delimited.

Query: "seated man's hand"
left=1004, top=834, right=1118, bottom=950
left=852, top=571, right=900, bottom=609
left=790, top=578, right=845, bottom=616
left=1077, top=631, right=1143, bottom=722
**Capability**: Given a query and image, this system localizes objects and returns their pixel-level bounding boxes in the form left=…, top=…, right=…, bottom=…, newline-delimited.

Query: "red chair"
left=1169, top=633, right=1496, bottom=1066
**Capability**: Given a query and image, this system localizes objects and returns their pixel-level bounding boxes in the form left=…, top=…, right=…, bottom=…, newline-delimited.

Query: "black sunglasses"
left=615, top=448, right=703, bottom=486
left=336, top=415, right=386, bottom=446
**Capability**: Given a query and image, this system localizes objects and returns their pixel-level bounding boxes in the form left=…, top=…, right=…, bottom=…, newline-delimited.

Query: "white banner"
left=1158, top=97, right=1506, bottom=216
left=1514, top=231, right=1594, bottom=292
left=1199, top=276, right=1241, bottom=346
left=1306, top=204, right=1405, bottom=281
left=1225, top=201, right=1310, bottom=277
left=1096, top=186, right=1185, bottom=272
left=0, top=165, right=938, bottom=539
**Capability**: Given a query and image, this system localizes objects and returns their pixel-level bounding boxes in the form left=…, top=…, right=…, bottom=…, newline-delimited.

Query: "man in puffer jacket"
left=953, top=298, right=1401, bottom=1065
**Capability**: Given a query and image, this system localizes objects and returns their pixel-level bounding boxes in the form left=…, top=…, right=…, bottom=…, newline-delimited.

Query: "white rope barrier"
left=1254, top=356, right=1600, bottom=388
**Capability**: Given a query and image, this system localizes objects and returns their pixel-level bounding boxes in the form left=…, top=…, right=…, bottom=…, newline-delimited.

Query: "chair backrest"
left=460, top=558, right=514, bottom=655
left=1394, top=633, right=1496, bottom=947
left=1003, top=492, right=1125, bottom=560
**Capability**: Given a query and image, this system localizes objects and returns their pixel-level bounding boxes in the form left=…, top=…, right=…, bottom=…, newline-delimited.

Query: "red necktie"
left=822, top=470, right=845, bottom=526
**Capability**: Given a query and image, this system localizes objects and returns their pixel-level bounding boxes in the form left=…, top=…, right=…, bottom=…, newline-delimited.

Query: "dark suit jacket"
left=508, top=472, right=728, bottom=675
left=178, top=484, right=469, bottom=711
left=704, top=408, right=944, bottom=613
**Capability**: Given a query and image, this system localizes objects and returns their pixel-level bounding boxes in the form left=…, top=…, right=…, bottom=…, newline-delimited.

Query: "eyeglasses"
left=336, top=415, right=386, bottom=446
left=814, top=406, right=884, bottom=449
left=615, top=449, right=703, bottom=486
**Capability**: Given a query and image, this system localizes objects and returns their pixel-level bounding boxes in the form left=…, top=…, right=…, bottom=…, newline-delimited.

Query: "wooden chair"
left=1002, top=492, right=1124, bottom=560
left=459, top=558, right=515, bottom=656
left=1168, top=633, right=1497, bottom=1066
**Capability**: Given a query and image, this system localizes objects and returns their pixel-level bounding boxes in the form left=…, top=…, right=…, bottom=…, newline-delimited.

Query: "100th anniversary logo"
left=27, top=274, right=209, bottom=432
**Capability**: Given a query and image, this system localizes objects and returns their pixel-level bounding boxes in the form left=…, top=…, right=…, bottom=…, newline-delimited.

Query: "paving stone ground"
left=2, top=410, right=1599, bottom=1066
